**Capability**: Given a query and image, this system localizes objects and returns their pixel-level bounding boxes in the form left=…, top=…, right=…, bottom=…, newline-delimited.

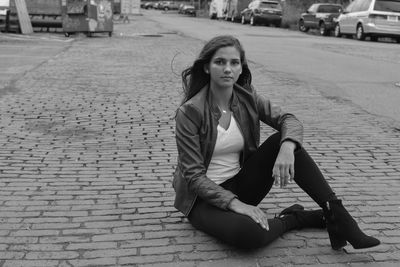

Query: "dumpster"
left=0, top=9, right=9, bottom=32
left=7, top=0, right=63, bottom=33
left=62, top=0, right=113, bottom=37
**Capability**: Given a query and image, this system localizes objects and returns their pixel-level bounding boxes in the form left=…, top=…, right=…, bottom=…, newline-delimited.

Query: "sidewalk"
left=0, top=14, right=399, bottom=267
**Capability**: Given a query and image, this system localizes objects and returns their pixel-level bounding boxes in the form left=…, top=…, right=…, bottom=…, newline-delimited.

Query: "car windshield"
left=319, top=5, right=342, bottom=13
left=374, top=0, right=400, bottom=12
left=260, top=2, right=280, bottom=9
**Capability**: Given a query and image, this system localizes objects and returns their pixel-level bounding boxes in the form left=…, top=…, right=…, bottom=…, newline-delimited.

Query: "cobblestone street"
left=0, top=14, right=399, bottom=267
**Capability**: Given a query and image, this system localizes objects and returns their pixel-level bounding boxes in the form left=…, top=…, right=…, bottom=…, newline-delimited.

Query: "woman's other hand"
left=273, top=140, right=296, bottom=188
left=228, top=198, right=269, bottom=230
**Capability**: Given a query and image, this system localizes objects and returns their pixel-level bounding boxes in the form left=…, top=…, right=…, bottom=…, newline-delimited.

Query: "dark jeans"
left=188, top=133, right=336, bottom=249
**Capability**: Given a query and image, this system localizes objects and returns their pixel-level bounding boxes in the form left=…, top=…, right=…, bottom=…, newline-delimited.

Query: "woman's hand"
left=273, top=141, right=296, bottom=188
left=228, top=198, right=269, bottom=230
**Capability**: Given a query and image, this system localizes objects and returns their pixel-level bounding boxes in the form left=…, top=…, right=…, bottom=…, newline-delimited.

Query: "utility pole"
left=14, top=0, right=33, bottom=34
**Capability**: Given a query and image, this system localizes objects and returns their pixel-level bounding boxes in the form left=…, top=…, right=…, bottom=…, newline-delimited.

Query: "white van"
left=335, top=0, right=400, bottom=42
left=209, top=0, right=225, bottom=19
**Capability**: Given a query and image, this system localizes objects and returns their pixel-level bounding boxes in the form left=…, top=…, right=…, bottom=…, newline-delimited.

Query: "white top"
left=206, top=116, right=244, bottom=185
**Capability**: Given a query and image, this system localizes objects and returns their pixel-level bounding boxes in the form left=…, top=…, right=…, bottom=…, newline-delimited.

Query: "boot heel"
left=326, top=199, right=380, bottom=250
left=327, top=228, right=347, bottom=250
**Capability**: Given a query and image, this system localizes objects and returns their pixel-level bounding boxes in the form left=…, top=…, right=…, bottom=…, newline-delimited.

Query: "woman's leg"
left=250, top=133, right=379, bottom=250
left=193, top=132, right=378, bottom=249
left=188, top=196, right=292, bottom=249
left=186, top=134, right=331, bottom=249
left=233, top=132, right=336, bottom=206
left=230, top=134, right=277, bottom=205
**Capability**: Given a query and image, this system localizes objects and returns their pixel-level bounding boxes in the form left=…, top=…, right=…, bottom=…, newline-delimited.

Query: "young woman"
left=172, top=35, right=380, bottom=250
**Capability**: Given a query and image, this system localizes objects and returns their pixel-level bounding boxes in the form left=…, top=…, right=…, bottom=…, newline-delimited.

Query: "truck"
left=224, top=0, right=252, bottom=22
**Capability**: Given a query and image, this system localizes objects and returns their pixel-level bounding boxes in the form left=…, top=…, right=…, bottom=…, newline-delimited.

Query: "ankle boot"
left=278, top=204, right=326, bottom=230
left=324, top=199, right=380, bottom=250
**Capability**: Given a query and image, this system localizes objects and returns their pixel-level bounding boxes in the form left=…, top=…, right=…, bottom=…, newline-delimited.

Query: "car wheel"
left=250, top=15, right=256, bottom=26
left=319, top=22, right=329, bottom=36
left=356, top=24, right=366, bottom=41
left=241, top=15, right=246, bottom=24
left=298, top=19, right=309, bottom=32
left=334, top=23, right=342, bottom=37
left=164, top=7, right=168, bottom=11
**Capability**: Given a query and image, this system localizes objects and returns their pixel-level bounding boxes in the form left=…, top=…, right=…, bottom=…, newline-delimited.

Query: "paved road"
left=0, top=33, right=74, bottom=91
left=145, top=10, right=400, bottom=128
left=0, top=13, right=399, bottom=267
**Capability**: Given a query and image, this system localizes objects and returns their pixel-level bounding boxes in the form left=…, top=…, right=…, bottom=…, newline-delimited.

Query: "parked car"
left=299, top=3, right=343, bottom=36
left=334, top=0, right=400, bottom=42
left=178, top=3, right=185, bottom=13
left=182, top=4, right=196, bottom=16
left=178, top=3, right=192, bottom=14
left=143, top=2, right=155, bottom=9
left=224, top=0, right=252, bottom=22
left=240, top=0, right=282, bottom=26
left=162, top=1, right=180, bottom=11
left=153, top=2, right=163, bottom=10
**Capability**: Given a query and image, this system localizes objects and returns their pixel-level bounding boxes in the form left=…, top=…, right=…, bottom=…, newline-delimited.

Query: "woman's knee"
left=227, top=217, right=273, bottom=249
left=189, top=202, right=275, bottom=249
left=258, top=132, right=281, bottom=154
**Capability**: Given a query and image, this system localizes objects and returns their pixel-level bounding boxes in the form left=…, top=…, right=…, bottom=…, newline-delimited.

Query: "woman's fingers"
left=278, top=164, right=291, bottom=188
left=273, top=166, right=280, bottom=187
left=274, top=163, right=293, bottom=188
left=274, top=174, right=280, bottom=187
left=230, top=200, right=269, bottom=230
left=289, top=164, right=295, bottom=183
left=260, top=212, right=269, bottom=231
left=249, top=207, right=269, bottom=231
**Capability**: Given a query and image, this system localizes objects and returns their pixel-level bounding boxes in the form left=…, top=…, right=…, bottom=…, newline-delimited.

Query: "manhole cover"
left=140, top=34, right=163, bottom=37
left=159, top=31, right=178, bottom=35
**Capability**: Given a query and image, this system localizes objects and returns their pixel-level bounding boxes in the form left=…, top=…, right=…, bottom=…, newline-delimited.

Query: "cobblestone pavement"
left=0, top=14, right=399, bottom=267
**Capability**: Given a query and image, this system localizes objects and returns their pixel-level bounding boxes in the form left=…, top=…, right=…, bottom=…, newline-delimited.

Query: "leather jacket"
left=173, top=83, right=303, bottom=216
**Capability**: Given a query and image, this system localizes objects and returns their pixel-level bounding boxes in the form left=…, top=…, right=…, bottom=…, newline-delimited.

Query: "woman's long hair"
left=181, top=35, right=252, bottom=105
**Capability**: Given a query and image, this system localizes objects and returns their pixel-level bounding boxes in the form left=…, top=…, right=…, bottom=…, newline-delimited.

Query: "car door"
left=312, top=5, right=326, bottom=28
left=303, top=4, right=318, bottom=28
left=340, top=0, right=356, bottom=33
left=342, top=0, right=372, bottom=34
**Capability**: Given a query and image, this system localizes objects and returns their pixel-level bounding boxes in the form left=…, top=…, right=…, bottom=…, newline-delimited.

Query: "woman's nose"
left=224, top=64, right=232, bottom=73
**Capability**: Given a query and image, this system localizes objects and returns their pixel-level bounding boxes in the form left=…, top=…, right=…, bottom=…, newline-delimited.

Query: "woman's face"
left=205, top=46, right=242, bottom=90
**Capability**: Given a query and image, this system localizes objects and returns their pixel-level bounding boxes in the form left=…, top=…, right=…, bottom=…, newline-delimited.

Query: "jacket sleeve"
left=254, top=89, right=303, bottom=148
left=175, top=104, right=237, bottom=210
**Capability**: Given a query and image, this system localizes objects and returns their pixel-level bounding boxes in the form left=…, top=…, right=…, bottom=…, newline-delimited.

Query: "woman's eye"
left=214, top=60, right=223, bottom=65
left=231, top=61, right=240, bottom=65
